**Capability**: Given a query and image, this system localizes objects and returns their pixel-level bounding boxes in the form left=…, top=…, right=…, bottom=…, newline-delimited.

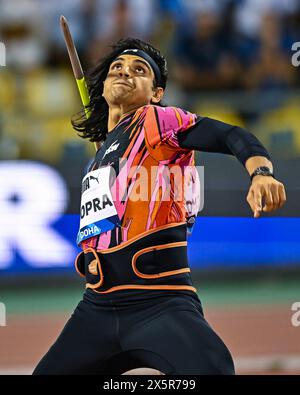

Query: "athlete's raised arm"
left=177, top=116, right=269, bottom=163
left=177, top=116, right=287, bottom=218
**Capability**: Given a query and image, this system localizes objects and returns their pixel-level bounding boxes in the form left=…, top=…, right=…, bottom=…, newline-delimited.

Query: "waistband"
left=75, top=222, right=197, bottom=294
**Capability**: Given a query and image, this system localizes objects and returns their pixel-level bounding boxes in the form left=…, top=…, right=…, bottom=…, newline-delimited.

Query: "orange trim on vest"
left=132, top=241, right=189, bottom=279
left=88, top=284, right=197, bottom=294
left=91, top=222, right=186, bottom=255
left=84, top=248, right=104, bottom=289
left=74, top=251, right=85, bottom=278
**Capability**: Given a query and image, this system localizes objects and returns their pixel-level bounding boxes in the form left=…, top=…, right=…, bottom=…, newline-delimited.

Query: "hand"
left=246, top=176, right=287, bottom=218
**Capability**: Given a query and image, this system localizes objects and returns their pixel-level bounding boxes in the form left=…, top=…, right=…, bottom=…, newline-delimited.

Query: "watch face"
left=252, top=166, right=273, bottom=180
left=258, top=166, right=270, bottom=173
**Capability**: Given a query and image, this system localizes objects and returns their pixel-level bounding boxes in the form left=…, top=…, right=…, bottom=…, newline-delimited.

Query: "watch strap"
left=250, top=166, right=275, bottom=182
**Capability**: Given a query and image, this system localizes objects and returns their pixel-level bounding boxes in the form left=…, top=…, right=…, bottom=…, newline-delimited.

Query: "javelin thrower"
left=33, top=18, right=286, bottom=375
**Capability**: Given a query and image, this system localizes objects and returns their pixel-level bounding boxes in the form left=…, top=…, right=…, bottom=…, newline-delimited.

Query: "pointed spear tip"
left=60, top=15, right=67, bottom=25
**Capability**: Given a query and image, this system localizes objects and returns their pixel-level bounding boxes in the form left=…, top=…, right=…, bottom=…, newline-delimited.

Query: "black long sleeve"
left=177, top=116, right=271, bottom=166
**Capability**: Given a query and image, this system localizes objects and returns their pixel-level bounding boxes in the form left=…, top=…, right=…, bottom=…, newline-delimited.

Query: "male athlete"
left=33, top=38, right=286, bottom=375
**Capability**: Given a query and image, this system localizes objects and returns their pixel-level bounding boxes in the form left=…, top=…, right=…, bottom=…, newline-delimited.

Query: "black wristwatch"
left=250, top=166, right=275, bottom=182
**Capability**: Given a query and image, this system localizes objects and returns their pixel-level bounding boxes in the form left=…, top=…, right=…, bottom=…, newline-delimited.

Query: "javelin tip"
left=60, top=15, right=67, bottom=26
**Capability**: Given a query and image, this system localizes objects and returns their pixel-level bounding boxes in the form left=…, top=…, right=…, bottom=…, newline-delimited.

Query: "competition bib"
left=76, top=167, right=121, bottom=245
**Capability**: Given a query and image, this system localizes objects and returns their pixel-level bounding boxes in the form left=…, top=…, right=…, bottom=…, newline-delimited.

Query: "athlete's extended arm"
left=177, top=116, right=270, bottom=165
left=177, top=116, right=287, bottom=218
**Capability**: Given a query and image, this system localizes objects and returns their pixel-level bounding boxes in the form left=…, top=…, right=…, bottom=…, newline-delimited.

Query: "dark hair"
left=71, top=37, right=168, bottom=143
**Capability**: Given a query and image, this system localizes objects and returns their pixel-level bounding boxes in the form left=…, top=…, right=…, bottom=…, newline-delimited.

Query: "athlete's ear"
left=151, top=87, right=164, bottom=104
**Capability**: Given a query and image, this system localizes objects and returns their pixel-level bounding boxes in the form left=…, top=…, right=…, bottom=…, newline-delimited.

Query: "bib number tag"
left=76, top=167, right=121, bottom=245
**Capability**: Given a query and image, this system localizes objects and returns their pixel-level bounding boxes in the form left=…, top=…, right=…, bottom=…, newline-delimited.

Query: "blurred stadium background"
left=0, top=0, right=300, bottom=375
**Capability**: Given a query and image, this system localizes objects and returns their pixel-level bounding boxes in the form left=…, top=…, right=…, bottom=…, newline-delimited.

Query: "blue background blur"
left=0, top=0, right=299, bottom=276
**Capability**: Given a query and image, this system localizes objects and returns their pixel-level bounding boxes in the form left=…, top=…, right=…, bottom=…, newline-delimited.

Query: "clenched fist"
left=246, top=175, right=287, bottom=218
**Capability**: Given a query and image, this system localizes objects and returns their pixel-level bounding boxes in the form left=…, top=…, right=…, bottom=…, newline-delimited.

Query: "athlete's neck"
left=107, top=104, right=142, bottom=132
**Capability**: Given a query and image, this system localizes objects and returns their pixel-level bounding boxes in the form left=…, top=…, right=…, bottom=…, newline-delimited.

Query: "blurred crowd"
left=1, top=0, right=299, bottom=90
left=0, top=0, right=300, bottom=164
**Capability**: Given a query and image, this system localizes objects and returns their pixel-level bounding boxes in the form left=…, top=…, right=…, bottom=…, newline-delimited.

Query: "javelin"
left=60, top=15, right=99, bottom=151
